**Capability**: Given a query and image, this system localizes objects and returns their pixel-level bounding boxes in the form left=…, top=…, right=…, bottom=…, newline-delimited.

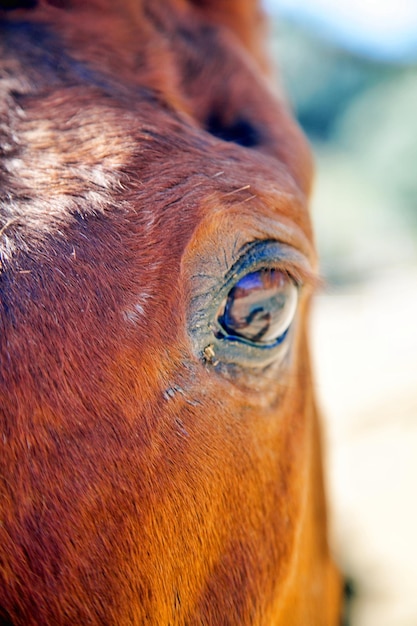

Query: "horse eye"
left=217, top=269, right=298, bottom=344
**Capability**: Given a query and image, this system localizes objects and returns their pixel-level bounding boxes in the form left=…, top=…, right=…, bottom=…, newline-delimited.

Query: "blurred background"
left=263, top=1, right=417, bottom=624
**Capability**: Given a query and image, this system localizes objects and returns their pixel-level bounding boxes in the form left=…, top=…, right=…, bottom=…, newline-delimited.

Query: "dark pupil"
left=218, top=269, right=294, bottom=343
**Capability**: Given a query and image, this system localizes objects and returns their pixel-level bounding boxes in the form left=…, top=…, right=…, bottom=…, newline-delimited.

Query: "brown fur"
left=0, top=1, right=341, bottom=624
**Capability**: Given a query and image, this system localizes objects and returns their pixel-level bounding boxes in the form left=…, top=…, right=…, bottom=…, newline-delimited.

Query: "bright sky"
left=263, top=0, right=417, bottom=60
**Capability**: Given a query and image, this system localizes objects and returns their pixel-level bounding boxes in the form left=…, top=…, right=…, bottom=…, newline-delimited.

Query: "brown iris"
left=217, top=268, right=298, bottom=344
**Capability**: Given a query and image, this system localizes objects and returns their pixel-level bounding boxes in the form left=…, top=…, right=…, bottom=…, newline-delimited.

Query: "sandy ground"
left=311, top=268, right=417, bottom=625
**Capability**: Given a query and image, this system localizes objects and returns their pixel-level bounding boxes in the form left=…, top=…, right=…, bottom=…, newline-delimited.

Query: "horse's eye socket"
left=217, top=269, right=298, bottom=344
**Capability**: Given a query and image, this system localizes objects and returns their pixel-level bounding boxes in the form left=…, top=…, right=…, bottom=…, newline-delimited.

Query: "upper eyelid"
left=189, top=260, right=317, bottom=293
left=220, top=240, right=319, bottom=292
left=188, top=241, right=319, bottom=320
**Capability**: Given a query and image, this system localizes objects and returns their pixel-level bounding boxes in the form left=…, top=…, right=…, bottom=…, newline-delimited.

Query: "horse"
left=0, top=1, right=341, bottom=623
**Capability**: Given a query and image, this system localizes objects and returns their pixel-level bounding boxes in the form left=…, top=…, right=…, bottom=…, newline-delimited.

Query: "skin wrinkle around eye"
left=182, top=194, right=318, bottom=283
left=180, top=191, right=319, bottom=375
left=151, top=168, right=310, bottom=386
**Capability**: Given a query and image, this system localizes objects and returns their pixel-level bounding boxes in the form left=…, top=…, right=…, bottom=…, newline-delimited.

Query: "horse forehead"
left=0, top=1, right=313, bottom=268
left=1, top=87, right=308, bottom=252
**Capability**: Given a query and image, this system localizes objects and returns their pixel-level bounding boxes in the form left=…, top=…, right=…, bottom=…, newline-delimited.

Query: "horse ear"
left=0, top=0, right=38, bottom=9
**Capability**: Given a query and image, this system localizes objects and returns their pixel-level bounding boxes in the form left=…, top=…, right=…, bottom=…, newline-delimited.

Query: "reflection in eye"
left=217, top=269, right=298, bottom=344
